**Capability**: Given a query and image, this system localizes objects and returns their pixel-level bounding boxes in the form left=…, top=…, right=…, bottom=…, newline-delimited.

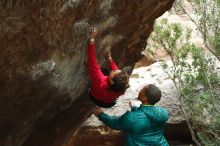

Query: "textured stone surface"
left=0, top=0, right=174, bottom=146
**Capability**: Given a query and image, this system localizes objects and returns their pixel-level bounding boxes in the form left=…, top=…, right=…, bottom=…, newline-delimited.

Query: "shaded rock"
left=134, top=53, right=156, bottom=68
left=71, top=126, right=125, bottom=146
left=0, top=0, right=174, bottom=146
left=31, top=60, right=56, bottom=80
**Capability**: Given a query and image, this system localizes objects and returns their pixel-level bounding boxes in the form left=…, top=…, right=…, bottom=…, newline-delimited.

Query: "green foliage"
left=173, top=0, right=220, bottom=58
left=209, top=32, right=220, bottom=55
left=197, top=131, right=220, bottom=146
left=147, top=18, right=220, bottom=145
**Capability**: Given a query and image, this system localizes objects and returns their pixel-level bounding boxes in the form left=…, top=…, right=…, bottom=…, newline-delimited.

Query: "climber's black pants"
left=89, top=93, right=116, bottom=108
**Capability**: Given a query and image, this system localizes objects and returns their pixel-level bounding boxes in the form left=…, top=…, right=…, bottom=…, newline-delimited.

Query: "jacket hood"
left=139, top=105, right=169, bottom=124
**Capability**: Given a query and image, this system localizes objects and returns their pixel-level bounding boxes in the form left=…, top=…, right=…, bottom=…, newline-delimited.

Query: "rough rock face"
left=0, top=0, right=174, bottom=146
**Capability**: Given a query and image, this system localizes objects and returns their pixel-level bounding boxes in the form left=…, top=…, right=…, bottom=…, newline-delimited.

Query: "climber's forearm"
left=87, top=43, right=104, bottom=81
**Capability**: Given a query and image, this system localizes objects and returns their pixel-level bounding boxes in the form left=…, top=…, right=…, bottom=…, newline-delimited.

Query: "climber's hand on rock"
left=104, top=47, right=112, bottom=61
left=90, top=27, right=97, bottom=44
left=93, top=107, right=103, bottom=117
left=90, top=27, right=98, bottom=39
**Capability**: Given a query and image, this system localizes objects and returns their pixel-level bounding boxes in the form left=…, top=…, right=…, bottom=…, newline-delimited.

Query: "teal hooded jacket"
left=98, top=105, right=169, bottom=146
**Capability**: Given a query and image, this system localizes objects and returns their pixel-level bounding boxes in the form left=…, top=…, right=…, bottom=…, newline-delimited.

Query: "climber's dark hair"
left=143, top=84, right=162, bottom=105
left=109, top=70, right=130, bottom=92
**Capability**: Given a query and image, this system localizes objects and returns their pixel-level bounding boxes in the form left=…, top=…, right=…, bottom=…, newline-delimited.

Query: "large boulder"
left=0, top=0, right=174, bottom=146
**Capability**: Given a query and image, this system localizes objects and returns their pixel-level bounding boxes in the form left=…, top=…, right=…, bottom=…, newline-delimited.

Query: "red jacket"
left=87, top=44, right=124, bottom=103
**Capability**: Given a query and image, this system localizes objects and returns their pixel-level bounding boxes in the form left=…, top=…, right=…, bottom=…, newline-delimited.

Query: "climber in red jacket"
left=87, top=28, right=129, bottom=108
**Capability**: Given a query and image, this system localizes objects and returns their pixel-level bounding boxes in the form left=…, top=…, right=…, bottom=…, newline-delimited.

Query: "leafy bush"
left=173, top=0, right=220, bottom=60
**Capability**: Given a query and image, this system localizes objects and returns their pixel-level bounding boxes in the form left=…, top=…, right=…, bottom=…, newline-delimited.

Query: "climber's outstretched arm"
left=87, top=28, right=105, bottom=82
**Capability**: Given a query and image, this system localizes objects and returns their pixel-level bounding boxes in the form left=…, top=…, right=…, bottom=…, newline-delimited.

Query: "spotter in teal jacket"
left=98, top=105, right=169, bottom=146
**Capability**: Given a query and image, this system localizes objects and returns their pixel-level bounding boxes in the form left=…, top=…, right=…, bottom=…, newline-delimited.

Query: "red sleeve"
left=109, top=60, right=119, bottom=71
left=87, top=44, right=105, bottom=81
